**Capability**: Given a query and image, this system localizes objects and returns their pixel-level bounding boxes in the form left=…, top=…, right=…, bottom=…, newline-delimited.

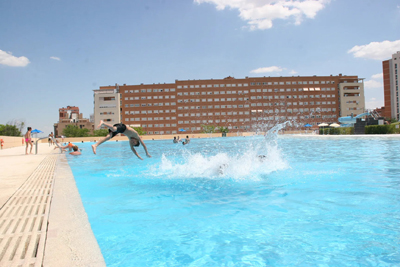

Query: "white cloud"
left=364, top=72, right=383, bottom=90
left=348, top=40, right=400, bottom=60
left=289, top=70, right=298, bottom=75
left=365, top=98, right=384, bottom=110
left=194, top=0, right=330, bottom=30
left=364, top=79, right=382, bottom=88
left=0, top=50, right=30, bottom=67
left=50, top=56, right=61, bottom=61
left=250, top=66, right=283, bottom=73
left=371, top=73, right=383, bottom=80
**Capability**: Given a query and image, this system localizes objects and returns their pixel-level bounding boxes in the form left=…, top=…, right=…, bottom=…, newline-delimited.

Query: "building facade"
left=59, top=106, right=80, bottom=122
left=54, top=106, right=94, bottom=137
left=97, top=74, right=365, bottom=134
left=382, top=51, right=400, bottom=120
left=93, top=84, right=121, bottom=128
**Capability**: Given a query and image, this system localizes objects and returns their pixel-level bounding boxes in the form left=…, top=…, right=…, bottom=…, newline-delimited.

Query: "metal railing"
left=35, top=137, right=63, bottom=154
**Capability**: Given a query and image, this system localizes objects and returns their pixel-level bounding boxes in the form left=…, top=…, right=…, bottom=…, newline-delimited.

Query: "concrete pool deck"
left=0, top=144, right=105, bottom=266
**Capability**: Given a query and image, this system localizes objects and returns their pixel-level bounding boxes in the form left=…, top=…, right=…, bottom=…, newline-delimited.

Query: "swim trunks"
left=109, top=123, right=127, bottom=138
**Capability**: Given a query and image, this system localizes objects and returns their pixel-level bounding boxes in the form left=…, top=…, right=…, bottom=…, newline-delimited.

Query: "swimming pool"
left=67, top=135, right=400, bottom=266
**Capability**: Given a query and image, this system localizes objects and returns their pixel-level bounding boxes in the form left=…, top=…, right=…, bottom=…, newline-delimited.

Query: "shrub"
left=93, top=129, right=109, bottom=137
left=319, top=127, right=354, bottom=135
left=62, top=125, right=90, bottom=137
left=365, top=124, right=400, bottom=134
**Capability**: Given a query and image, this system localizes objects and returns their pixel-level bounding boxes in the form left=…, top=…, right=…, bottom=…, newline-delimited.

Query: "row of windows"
left=174, top=108, right=336, bottom=117
left=125, top=95, right=176, bottom=100
left=123, top=107, right=337, bottom=122
left=125, top=110, right=176, bottom=115
left=175, top=88, right=336, bottom=95
left=175, top=101, right=337, bottom=109
left=175, top=95, right=336, bottom=103
left=347, top=107, right=363, bottom=111
left=124, top=88, right=176, bottom=93
left=176, top=81, right=336, bottom=89
left=174, top=114, right=338, bottom=124
left=126, top=117, right=177, bottom=121
left=125, top=103, right=176, bottom=107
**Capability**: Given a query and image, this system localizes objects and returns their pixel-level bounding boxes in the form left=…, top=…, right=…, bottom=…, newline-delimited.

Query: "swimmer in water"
left=182, top=136, right=190, bottom=145
left=69, top=145, right=82, bottom=156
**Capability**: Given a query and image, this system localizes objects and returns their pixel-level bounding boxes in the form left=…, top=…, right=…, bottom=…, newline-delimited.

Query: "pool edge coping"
left=43, top=154, right=106, bottom=267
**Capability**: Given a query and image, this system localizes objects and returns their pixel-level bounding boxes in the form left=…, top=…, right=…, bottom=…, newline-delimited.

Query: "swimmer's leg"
left=92, top=134, right=112, bottom=154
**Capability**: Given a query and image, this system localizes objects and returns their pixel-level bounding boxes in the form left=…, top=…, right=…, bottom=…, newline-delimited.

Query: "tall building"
left=93, top=84, right=121, bottom=128
left=96, top=74, right=365, bottom=135
left=382, top=51, right=400, bottom=120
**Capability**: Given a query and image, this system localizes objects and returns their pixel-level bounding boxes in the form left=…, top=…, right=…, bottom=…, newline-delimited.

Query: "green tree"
left=8, top=119, right=25, bottom=134
left=133, top=127, right=146, bottom=135
left=0, top=124, right=22, bottom=136
left=62, top=125, right=90, bottom=137
left=218, top=126, right=229, bottom=133
left=92, top=129, right=109, bottom=137
left=201, top=125, right=216, bottom=133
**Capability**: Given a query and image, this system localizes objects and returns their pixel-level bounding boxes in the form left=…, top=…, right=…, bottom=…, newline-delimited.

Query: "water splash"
left=264, top=121, right=292, bottom=143
left=150, top=122, right=291, bottom=180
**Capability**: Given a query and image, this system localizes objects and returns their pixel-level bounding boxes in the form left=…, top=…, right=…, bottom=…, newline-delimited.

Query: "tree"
left=62, top=125, right=90, bottom=137
left=0, top=124, right=22, bottom=136
left=93, top=129, right=109, bottom=137
left=218, top=126, right=229, bottom=133
left=8, top=119, right=26, bottom=134
left=133, top=127, right=146, bottom=135
left=201, top=125, right=216, bottom=133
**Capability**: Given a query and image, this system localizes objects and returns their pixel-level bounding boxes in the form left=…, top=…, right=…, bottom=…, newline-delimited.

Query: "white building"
left=338, top=78, right=365, bottom=117
left=93, top=84, right=121, bottom=128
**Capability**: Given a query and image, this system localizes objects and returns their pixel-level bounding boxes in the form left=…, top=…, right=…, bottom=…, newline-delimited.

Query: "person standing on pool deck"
left=25, top=127, right=33, bottom=155
left=92, top=120, right=151, bottom=160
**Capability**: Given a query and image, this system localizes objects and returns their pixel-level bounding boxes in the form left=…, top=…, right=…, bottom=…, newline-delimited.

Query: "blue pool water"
left=67, top=135, right=400, bottom=266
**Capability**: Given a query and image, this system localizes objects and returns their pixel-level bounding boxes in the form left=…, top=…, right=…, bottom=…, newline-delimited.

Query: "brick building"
left=97, top=74, right=365, bottom=134
left=382, top=51, right=400, bottom=120
left=54, top=106, right=94, bottom=137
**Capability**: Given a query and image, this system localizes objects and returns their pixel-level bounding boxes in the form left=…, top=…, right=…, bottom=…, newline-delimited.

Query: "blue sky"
left=1, top=0, right=400, bottom=136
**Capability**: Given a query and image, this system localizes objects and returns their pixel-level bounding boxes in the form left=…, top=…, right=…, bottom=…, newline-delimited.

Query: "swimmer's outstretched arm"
left=139, top=137, right=151, bottom=158
left=130, top=146, right=143, bottom=160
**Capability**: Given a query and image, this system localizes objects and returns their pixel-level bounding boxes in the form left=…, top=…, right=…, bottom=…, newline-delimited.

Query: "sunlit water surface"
left=67, top=135, right=400, bottom=267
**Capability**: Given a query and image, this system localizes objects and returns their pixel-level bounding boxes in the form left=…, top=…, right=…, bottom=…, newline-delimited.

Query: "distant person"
left=69, top=145, right=82, bottom=156
left=173, top=136, right=178, bottom=143
left=91, top=120, right=151, bottom=160
left=177, top=136, right=182, bottom=142
left=182, top=135, right=190, bottom=145
left=48, top=132, right=54, bottom=146
left=25, top=127, right=33, bottom=155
